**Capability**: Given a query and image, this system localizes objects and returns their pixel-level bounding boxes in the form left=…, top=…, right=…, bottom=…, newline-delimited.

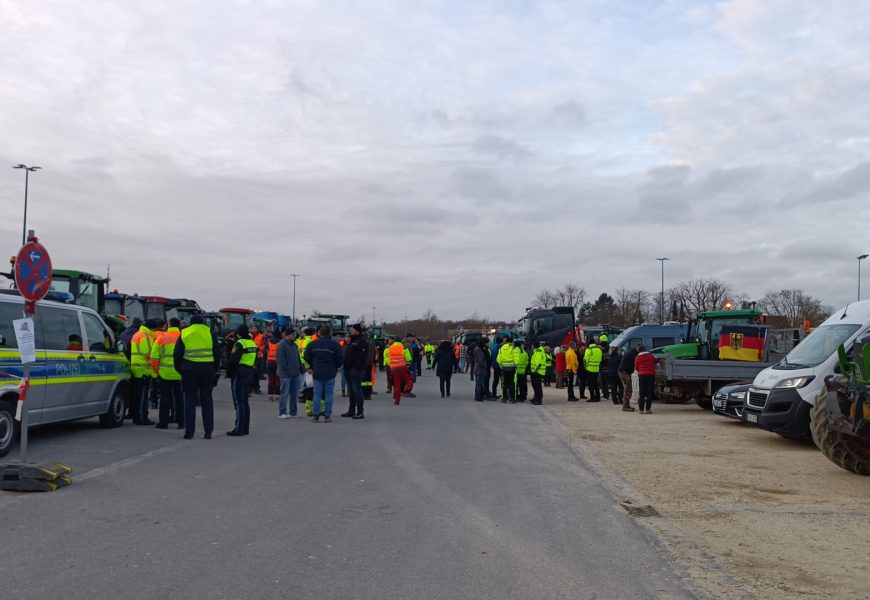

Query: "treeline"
left=530, top=280, right=834, bottom=329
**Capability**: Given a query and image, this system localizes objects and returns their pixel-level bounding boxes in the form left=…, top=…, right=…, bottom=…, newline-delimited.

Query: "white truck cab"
left=744, top=300, right=870, bottom=438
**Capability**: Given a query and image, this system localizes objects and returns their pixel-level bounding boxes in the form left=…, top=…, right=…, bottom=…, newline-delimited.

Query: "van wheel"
left=99, top=388, right=126, bottom=429
left=695, top=396, right=712, bottom=410
left=0, top=398, right=19, bottom=458
left=810, top=388, right=870, bottom=475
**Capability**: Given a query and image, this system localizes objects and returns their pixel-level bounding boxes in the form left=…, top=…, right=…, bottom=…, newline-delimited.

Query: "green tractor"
left=653, top=308, right=766, bottom=359
left=812, top=336, right=870, bottom=475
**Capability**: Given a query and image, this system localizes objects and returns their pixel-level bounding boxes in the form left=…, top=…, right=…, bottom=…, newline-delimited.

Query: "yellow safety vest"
left=151, top=327, right=181, bottom=380
left=237, top=338, right=257, bottom=367
left=181, top=324, right=214, bottom=363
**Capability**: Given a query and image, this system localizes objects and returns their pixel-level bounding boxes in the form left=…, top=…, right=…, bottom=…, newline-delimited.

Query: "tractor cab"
left=219, top=308, right=255, bottom=337
left=50, top=269, right=107, bottom=315
left=167, top=298, right=203, bottom=326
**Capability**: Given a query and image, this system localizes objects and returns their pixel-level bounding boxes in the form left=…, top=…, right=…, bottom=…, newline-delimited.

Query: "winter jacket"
left=490, top=340, right=501, bottom=367
left=472, top=347, right=489, bottom=377
left=343, top=333, right=370, bottom=371
left=606, top=353, right=622, bottom=377
left=634, top=351, right=657, bottom=376
left=433, top=343, right=456, bottom=377
left=555, top=351, right=566, bottom=372
left=276, top=337, right=302, bottom=379
left=496, top=343, right=516, bottom=370
left=565, top=347, right=579, bottom=373
left=583, top=344, right=603, bottom=373
left=303, top=334, right=344, bottom=381
left=619, top=347, right=638, bottom=374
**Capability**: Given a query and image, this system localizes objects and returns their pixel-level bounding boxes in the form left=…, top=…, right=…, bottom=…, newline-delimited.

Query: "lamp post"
left=656, top=257, right=670, bottom=323
left=290, top=273, right=300, bottom=325
left=859, top=255, right=868, bottom=301
left=13, top=164, right=42, bottom=246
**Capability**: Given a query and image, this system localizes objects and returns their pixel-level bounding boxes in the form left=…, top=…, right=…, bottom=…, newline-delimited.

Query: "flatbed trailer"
left=655, top=354, right=776, bottom=409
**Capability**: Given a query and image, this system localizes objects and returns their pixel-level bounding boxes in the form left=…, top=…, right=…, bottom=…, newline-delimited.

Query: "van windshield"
left=777, top=324, right=860, bottom=368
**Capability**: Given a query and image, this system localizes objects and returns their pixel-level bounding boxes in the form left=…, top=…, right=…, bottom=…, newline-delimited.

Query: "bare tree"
left=530, top=288, right=557, bottom=309
left=759, top=289, right=833, bottom=328
left=670, top=278, right=732, bottom=315
left=614, top=288, right=651, bottom=327
left=530, top=283, right=586, bottom=311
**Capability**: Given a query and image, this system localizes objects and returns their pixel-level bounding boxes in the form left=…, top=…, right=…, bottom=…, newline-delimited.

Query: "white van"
left=743, top=300, right=870, bottom=439
left=0, top=292, right=131, bottom=457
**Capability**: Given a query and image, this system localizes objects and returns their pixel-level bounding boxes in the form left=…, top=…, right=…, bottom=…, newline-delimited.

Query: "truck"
left=518, top=306, right=576, bottom=348
left=744, top=300, right=870, bottom=442
left=299, top=314, right=350, bottom=337
left=166, top=298, right=204, bottom=325
left=104, top=291, right=147, bottom=324
left=653, top=308, right=795, bottom=409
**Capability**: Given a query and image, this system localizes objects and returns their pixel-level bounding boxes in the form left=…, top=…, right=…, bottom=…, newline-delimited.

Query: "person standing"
left=513, top=339, right=529, bottom=402
left=277, top=327, right=302, bottom=418
left=584, top=339, right=603, bottom=402
left=619, top=344, right=638, bottom=412
left=529, top=341, right=547, bottom=405
left=598, top=335, right=611, bottom=401
left=564, top=343, right=579, bottom=401
left=340, top=324, right=369, bottom=419
left=554, top=347, right=566, bottom=389
left=174, top=314, right=220, bottom=440
left=472, top=341, right=488, bottom=402
left=387, top=337, right=414, bottom=404
left=383, top=335, right=394, bottom=395
left=424, top=340, right=435, bottom=369
left=575, top=341, right=588, bottom=399
left=497, top=338, right=517, bottom=403
left=411, top=336, right=424, bottom=377
left=297, top=326, right=317, bottom=416
left=266, top=328, right=282, bottom=402
left=130, top=319, right=159, bottom=425
left=480, top=336, right=492, bottom=399
left=303, top=326, right=344, bottom=422
left=226, top=324, right=257, bottom=436
left=607, top=347, right=624, bottom=406
left=432, top=340, right=455, bottom=398
left=634, top=344, right=656, bottom=414
left=490, top=336, right=502, bottom=399
left=250, top=324, right=265, bottom=394
left=458, top=343, right=468, bottom=374
left=152, top=317, right=183, bottom=429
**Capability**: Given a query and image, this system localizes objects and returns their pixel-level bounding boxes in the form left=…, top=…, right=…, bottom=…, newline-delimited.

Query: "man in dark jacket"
left=618, top=345, right=638, bottom=412
left=276, top=327, right=302, bottom=418
left=303, top=326, right=344, bottom=422
left=340, top=323, right=370, bottom=419
left=173, top=314, right=222, bottom=439
left=472, top=341, right=489, bottom=402
left=120, top=317, right=142, bottom=361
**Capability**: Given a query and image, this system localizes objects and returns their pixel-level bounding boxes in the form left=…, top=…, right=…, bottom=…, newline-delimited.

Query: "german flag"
left=718, top=326, right=766, bottom=362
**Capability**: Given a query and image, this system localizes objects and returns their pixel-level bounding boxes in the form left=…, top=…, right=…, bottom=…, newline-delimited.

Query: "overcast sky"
left=2, top=0, right=869, bottom=322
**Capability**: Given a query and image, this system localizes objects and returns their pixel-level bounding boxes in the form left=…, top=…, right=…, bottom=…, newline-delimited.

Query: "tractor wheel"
left=810, top=389, right=870, bottom=475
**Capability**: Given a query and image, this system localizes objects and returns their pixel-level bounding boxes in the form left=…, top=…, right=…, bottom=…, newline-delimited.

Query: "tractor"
left=812, top=334, right=870, bottom=475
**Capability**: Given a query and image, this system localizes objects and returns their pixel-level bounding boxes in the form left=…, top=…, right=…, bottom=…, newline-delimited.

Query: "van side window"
left=81, top=312, right=113, bottom=353
left=652, top=337, right=676, bottom=348
left=40, top=307, right=84, bottom=351
left=627, top=338, right=642, bottom=349
left=0, top=303, right=21, bottom=348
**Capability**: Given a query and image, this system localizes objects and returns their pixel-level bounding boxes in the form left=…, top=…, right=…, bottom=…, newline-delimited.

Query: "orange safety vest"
left=267, top=340, right=278, bottom=362
left=253, top=333, right=265, bottom=358
left=454, top=344, right=460, bottom=359
left=388, top=343, right=408, bottom=368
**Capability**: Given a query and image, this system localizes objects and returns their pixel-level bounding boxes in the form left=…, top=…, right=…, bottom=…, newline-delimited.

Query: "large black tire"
left=695, top=396, right=712, bottom=410
left=810, top=389, right=870, bottom=475
left=0, top=398, right=19, bottom=458
left=99, top=386, right=126, bottom=429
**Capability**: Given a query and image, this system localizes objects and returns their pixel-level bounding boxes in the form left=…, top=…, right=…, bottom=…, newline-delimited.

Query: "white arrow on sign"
left=28, top=251, right=41, bottom=263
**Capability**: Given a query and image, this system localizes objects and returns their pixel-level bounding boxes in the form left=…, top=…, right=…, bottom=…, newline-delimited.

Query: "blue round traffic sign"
left=14, top=240, right=53, bottom=302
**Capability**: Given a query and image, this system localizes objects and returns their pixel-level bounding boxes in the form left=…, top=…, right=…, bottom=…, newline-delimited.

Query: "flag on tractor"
left=718, top=325, right=767, bottom=362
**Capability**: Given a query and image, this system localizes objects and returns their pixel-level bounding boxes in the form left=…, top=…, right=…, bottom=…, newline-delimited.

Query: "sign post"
left=12, top=230, right=52, bottom=464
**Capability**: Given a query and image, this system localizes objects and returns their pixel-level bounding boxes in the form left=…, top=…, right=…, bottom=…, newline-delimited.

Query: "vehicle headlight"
left=714, top=392, right=727, bottom=399
left=774, top=376, right=815, bottom=389
left=730, top=391, right=748, bottom=399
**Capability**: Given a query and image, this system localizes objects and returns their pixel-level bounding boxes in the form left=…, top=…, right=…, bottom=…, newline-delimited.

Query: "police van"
left=0, top=292, right=131, bottom=457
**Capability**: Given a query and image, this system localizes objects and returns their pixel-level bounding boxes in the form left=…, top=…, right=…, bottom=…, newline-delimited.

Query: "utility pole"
left=372, top=306, right=377, bottom=326
left=859, top=255, right=868, bottom=301
left=656, top=257, right=670, bottom=324
left=13, top=164, right=42, bottom=246
left=290, top=274, right=300, bottom=325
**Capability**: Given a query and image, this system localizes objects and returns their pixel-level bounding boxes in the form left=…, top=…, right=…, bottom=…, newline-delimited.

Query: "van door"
left=80, top=311, right=122, bottom=413
left=38, top=305, right=87, bottom=423
left=0, top=301, right=47, bottom=423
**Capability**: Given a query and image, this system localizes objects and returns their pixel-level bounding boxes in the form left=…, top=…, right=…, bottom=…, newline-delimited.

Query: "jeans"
left=231, top=367, right=252, bottom=434
left=158, top=378, right=183, bottom=427
left=608, top=375, right=623, bottom=404
left=474, top=375, right=487, bottom=401
left=345, top=368, right=365, bottom=415
left=439, top=373, right=452, bottom=397
left=491, top=365, right=501, bottom=397
left=501, top=368, right=516, bottom=401
left=566, top=371, right=576, bottom=399
left=482, top=368, right=491, bottom=397
left=638, top=375, right=655, bottom=411
left=312, top=377, right=336, bottom=417
left=279, top=375, right=301, bottom=416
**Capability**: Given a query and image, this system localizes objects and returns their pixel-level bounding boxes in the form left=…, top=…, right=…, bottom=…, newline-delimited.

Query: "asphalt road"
left=0, top=370, right=696, bottom=599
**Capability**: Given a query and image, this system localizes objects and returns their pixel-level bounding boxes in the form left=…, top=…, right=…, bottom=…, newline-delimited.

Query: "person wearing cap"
left=529, top=341, right=548, bottom=405
left=225, top=324, right=257, bottom=435
left=512, top=339, right=529, bottom=402
left=277, top=327, right=302, bottom=418
left=130, top=318, right=160, bottom=425
left=174, top=314, right=221, bottom=440
left=340, top=323, right=369, bottom=419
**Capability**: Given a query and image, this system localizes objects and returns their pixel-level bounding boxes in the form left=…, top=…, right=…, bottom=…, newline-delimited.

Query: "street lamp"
left=858, top=255, right=868, bottom=301
left=290, top=273, right=300, bottom=325
left=656, top=257, right=670, bottom=323
left=13, top=164, right=42, bottom=246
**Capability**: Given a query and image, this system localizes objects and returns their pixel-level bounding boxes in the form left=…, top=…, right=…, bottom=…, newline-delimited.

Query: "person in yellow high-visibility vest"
left=297, top=327, right=319, bottom=416
left=152, top=317, right=183, bottom=429
left=130, top=319, right=159, bottom=425
left=173, top=314, right=220, bottom=440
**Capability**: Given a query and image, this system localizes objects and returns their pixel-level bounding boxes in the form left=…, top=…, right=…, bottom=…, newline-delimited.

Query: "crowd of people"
left=119, top=317, right=660, bottom=443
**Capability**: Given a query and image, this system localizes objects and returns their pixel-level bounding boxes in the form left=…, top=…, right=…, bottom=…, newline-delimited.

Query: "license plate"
left=746, top=413, right=758, bottom=423
left=663, top=386, right=671, bottom=393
